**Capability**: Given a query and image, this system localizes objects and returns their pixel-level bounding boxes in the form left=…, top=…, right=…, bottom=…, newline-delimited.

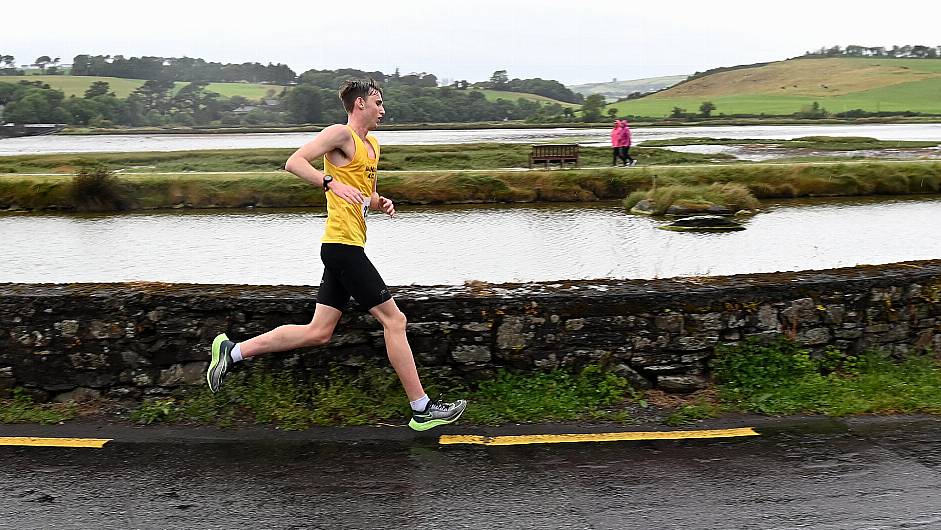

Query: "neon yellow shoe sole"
left=206, top=333, right=230, bottom=392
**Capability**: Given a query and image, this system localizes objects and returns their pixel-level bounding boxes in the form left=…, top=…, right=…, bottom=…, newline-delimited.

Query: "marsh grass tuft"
left=623, top=182, right=759, bottom=214
left=70, top=164, right=130, bottom=211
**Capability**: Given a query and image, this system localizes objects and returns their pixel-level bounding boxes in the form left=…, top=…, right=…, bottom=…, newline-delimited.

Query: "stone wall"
left=2, top=260, right=940, bottom=402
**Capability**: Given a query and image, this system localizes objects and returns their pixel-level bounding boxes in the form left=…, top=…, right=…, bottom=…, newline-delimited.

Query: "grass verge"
left=130, top=364, right=634, bottom=430
left=0, top=388, right=77, bottom=424
left=712, top=338, right=941, bottom=416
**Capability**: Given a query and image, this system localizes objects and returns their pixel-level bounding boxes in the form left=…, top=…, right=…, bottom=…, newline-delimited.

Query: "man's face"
left=360, top=90, right=385, bottom=129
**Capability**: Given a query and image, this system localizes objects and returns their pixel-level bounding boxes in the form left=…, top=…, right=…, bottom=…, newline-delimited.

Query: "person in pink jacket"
left=617, top=120, right=636, bottom=166
left=610, top=120, right=623, bottom=166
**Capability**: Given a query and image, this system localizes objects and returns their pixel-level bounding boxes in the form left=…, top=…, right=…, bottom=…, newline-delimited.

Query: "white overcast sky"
left=6, top=1, right=941, bottom=85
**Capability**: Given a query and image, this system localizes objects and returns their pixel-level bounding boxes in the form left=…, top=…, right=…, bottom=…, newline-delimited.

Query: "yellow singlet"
left=321, top=126, right=380, bottom=247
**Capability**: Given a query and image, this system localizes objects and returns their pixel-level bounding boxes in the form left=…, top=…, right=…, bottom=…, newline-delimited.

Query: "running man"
left=206, top=79, right=466, bottom=431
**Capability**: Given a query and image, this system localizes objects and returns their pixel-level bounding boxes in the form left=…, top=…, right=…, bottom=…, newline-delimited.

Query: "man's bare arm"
left=284, top=125, right=364, bottom=205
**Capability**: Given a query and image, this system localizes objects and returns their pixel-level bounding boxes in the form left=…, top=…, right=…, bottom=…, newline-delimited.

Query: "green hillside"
left=607, top=58, right=941, bottom=117
left=568, top=75, right=687, bottom=101
left=0, top=75, right=285, bottom=99
left=469, top=88, right=575, bottom=106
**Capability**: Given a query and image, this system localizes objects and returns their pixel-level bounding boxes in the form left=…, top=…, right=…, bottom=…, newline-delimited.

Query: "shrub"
left=69, top=163, right=129, bottom=211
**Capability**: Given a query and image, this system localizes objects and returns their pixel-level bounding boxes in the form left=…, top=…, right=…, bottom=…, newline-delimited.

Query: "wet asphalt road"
left=2, top=417, right=941, bottom=530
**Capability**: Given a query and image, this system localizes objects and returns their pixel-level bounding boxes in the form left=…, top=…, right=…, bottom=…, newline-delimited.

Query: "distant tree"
left=64, top=96, right=103, bottom=125
left=670, top=106, right=686, bottom=118
left=562, top=107, right=574, bottom=121
left=489, top=70, right=509, bottom=89
left=3, top=87, right=69, bottom=123
left=795, top=101, right=829, bottom=119
left=0, top=82, right=17, bottom=104
left=282, top=85, right=323, bottom=123
left=581, top=94, right=606, bottom=122
left=699, top=101, right=716, bottom=117
left=172, top=81, right=221, bottom=124
left=0, top=55, right=17, bottom=75
left=84, top=81, right=113, bottom=99
left=607, top=107, right=618, bottom=120
left=911, top=45, right=936, bottom=58
left=132, top=79, right=175, bottom=115
left=33, top=55, right=52, bottom=74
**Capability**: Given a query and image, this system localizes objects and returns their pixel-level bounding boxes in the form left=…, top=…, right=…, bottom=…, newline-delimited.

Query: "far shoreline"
left=54, top=116, right=941, bottom=136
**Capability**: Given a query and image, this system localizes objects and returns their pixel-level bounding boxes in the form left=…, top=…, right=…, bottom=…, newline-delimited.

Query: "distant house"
left=232, top=105, right=258, bottom=114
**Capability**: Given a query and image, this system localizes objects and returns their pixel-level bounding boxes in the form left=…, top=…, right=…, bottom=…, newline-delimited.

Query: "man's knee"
left=381, top=310, right=407, bottom=333
left=304, top=326, right=332, bottom=347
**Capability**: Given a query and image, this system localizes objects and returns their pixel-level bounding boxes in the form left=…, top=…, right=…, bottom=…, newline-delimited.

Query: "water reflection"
left=2, top=123, right=941, bottom=155
left=2, top=197, right=939, bottom=285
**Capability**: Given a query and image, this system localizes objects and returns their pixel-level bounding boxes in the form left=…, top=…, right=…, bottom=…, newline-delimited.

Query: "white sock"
left=410, top=394, right=430, bottom=412
left=230, top=343, right=243, bottom=362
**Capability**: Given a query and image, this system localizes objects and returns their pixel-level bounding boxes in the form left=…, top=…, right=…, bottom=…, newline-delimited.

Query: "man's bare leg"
left=368, top=298, right=468, bottom=431
left=206, top=304, right=342, bottom=392
left=238, top=303, right=343, bottom=359
left=369, top=298, right=425, bottom=401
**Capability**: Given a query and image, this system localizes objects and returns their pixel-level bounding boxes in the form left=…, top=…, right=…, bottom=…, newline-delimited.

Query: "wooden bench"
left=529, top=144, right=579, bottom=169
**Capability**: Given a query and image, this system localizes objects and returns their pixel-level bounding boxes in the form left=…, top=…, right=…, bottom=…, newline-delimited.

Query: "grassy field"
left=2, top=136, right=935, bottom=176
left=0, top=75, right=285, bottom=99
left=0, top=144, right=728, bottom=174
left=1, top=160, right=938, bottom=212
left=469, top=88, right=576, bottom=106
left=609, top=58, right=941, bottom=117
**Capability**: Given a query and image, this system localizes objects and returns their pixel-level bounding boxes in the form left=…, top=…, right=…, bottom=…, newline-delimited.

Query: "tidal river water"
left=2, top=123, right=941, bottom=155
left=2, top=197, right=939, bottom=286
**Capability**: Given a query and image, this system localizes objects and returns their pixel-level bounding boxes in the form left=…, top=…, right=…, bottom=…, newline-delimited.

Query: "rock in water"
left=659, top=215, right=745, bottom=232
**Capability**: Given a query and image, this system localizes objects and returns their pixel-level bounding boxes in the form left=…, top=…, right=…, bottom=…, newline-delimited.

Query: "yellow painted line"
left=0, top=437, right=111, bottom=448
left=439, top=427, right=758, bottom=446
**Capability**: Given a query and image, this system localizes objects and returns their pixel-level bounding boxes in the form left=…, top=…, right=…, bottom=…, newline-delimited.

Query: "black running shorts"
left=317, top=243, right=392, bottom=311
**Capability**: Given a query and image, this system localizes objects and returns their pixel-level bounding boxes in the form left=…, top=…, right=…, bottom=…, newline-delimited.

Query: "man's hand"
left=328, top=181, right=365, bottom=206
left=378, top=196, right=397, bottom=218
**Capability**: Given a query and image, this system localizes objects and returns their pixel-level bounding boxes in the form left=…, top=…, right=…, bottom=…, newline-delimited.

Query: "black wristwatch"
left=322, top=175, right=334, bottom=191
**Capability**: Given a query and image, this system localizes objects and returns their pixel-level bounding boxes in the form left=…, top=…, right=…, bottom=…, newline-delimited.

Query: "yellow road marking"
left=0, top=437, right=111, bottom=448
left=440, top=427, right=758, bottom=446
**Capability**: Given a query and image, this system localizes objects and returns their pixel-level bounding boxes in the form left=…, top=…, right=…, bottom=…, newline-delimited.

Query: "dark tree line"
left=0, top=74, right=574, bottom=126
left=1, top=57, right=586, bottom=125
left=70, top=55, right=296, bottom=84
left=279, top=67, right=576, bottom=124
left=0, top=79, right=267, bottom=127
left=478, top=70, right=583, bottom=104
left=803, top=44, right=941, bottom=59
left=282, top=69, right=571, bottom=124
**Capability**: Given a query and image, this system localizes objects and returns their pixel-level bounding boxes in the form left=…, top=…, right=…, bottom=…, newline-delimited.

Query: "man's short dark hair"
left=338, top=79, right=382, bottom=113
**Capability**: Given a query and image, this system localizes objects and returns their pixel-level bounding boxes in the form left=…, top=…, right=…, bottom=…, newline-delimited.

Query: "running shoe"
left=206, top=333, right=235, bottom=393
left=408, top=398, right=468, bottom=431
